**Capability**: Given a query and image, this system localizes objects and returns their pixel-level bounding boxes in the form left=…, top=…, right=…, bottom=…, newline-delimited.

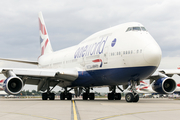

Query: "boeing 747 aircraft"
left=0, top=12, right=177, bottom=102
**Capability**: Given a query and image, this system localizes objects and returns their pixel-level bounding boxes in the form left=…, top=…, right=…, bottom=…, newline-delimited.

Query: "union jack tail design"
left=39, top=12, right=53, bottom=56
left=0, top=79, right=4, bottom=90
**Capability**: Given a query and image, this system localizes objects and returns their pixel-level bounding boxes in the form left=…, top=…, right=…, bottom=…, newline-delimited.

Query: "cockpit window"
left=126, top=27, right=147, bottom=32
left=141, top=27, right=146, bottom=31
left=133, top=27, right=141, bottom=31
left=126, top=27, right=132, bottom=32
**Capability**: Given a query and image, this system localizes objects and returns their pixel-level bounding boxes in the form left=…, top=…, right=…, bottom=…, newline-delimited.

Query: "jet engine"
left=152, top=77, right=176, bottom=94
left=3, top=76, right=23, bottom=95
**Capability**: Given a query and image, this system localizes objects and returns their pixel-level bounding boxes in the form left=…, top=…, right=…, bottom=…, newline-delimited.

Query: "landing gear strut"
left=83, top=87, right=95, bottom=100
left=60, top=87, right=73, bottom=100
left=42, top=80, right=56, bottom=100
left=108, top=86, right=122, bottom=100
left=125, top=80, right=139, bottom=102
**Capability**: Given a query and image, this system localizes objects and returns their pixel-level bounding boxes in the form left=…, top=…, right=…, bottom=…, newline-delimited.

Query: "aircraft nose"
left=143, top=43, right=162, bottom=66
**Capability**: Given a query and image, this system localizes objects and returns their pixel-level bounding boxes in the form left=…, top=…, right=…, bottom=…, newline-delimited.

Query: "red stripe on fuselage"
left=92, top=59, right=102, bottom=63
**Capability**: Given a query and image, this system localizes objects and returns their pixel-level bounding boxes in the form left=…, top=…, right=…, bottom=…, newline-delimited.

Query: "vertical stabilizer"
left=39, top=12, right=53, bottom=55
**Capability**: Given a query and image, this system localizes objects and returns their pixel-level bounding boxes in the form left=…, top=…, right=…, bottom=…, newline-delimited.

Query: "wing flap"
left=159, top=69, right=180, bottom=77
left=0, top=68, right=78, bottom=83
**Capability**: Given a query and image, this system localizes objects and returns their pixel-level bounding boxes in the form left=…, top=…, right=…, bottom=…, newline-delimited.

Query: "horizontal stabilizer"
left=0, top=58, right=38, bottom=65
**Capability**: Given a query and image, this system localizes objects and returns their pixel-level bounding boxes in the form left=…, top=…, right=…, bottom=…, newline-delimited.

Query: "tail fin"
left=177, top=65, right=180, bottom=69
left=140, top=81, right=148, bottom=85
left=38, top=12, right=53, bottom=55
left=0, top=79, right=4, bottom=90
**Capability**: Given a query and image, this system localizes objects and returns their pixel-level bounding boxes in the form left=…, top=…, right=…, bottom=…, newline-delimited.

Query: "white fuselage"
left=38, top=22, right=162, bottom=87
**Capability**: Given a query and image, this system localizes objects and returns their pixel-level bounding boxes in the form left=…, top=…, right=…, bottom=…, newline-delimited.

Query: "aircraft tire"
left=83, top=93, right=88, bottom=100
left=67, top=93, right=72, bottom=100
left=108, top=93, right=114, bottom=100
left=42, top=93, right=48, bottom=100
left=60, top=93, right=65, bottom=100
left=114, top=93, right=121, bottom=100
left=49, top=93, right=55, bottom=100
left=133, top=94, right=139, bottom=102
left=89, top=93, right=95, bottom=100
left=125, top=93, right=134, bottom=102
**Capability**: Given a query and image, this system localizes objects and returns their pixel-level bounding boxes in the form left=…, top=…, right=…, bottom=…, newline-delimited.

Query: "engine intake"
left=3, top=76, right=23, bottom=95
left=152, top=77, right=176, bottom=94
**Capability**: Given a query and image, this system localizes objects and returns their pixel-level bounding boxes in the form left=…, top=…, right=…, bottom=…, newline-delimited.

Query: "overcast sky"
left=0, top=0, right=180, bottom=91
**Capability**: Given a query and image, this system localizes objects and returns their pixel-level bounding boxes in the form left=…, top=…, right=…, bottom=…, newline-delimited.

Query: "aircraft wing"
left=0, top=68, right=78, bottom=91
left=158, top=69, right=180, bottom=77
left=147, top=69, right=180, bottom=83
left=0, top=58, right=38, bottom=65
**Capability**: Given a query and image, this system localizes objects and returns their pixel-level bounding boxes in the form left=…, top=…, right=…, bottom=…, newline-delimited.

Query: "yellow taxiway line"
left=72, top=100, right=78, bottom=120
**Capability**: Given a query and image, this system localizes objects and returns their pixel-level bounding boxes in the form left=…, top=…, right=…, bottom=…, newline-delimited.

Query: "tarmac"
left=0, top=97, right=179, bottom=120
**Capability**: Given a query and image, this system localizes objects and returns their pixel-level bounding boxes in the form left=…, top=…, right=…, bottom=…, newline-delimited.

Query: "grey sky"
left=0, top=0, right=180, bottom=91
left=0, top=0, right=180, bottom=59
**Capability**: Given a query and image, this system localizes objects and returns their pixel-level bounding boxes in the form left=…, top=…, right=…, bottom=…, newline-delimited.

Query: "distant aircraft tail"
left=140, top=81, right=148, bottom=85
left=38, top=12, right=53, bottom=56
left=177, top=65, right=180, bottom=69
left=0, top=79, right=4, bottom=90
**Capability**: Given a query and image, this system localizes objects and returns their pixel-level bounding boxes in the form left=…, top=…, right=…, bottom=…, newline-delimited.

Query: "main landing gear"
left=42, top=92, right=55, bottom=100
left=82, top=87, right=95, bottom=100
left=108, top=86, right=122, bottom=100
left=42, top=80, right=56, bottom=100
left=60, top=88, right=73, bottom=100
left=125, top=80, right=139, bottom=102
left=60, top=87, right=95, bottom=100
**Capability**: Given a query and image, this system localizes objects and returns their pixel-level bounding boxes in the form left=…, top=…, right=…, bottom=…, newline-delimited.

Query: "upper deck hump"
left=79, top=22, right=144, bottom=44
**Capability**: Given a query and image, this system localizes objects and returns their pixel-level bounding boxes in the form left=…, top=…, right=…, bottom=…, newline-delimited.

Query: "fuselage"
left=38, top=22, right=162, bottom=87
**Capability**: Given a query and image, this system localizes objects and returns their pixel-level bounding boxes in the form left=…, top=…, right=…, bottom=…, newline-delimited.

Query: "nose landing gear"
left=125, top=80, right=139, bottom=102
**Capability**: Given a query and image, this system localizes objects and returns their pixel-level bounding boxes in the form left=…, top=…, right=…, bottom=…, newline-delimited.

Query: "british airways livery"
left=0, top=12, right=177, bottom=102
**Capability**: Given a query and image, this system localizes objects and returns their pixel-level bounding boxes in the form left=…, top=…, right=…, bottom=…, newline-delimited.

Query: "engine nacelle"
left=3, top=76, right=23, bottom=95
left=152, top=77, right=176, bottom=94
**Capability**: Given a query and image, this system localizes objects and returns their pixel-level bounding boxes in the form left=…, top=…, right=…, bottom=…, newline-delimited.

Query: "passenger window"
left=140, top=49, right=142, bottom=53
